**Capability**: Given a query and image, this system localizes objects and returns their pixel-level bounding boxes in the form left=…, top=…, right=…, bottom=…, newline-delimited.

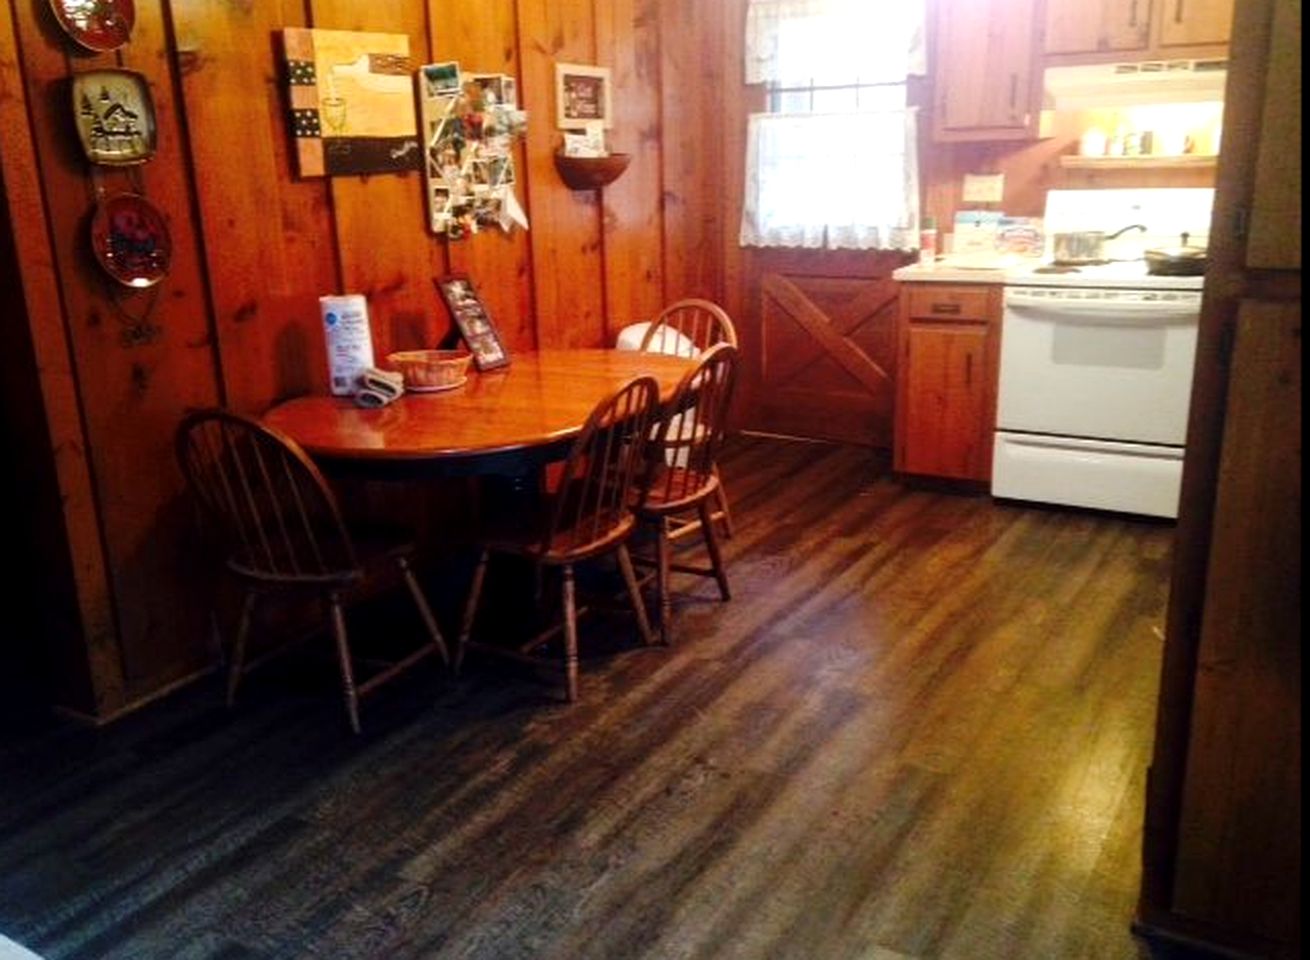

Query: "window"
left=741, top=0, right=926, bottom=250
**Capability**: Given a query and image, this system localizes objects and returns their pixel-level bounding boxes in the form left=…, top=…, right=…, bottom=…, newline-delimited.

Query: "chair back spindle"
left=544, top=376, right=660, bottom=557
left=647, top=344, right=739, bottom=509
left=176, top=410, right=358, bottom=584
left=639, top=299, right=738, bottom=356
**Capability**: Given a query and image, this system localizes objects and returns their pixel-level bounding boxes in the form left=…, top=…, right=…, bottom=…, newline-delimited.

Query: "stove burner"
left=1034, top=265, right=1083, bottom=274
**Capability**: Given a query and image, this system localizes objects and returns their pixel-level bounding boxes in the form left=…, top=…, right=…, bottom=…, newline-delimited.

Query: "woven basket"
left=386, top=350, right=471, bottom=390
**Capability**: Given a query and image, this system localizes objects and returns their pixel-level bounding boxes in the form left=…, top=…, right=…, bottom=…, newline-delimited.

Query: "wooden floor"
left=0, top=436, right=1184, bottom=960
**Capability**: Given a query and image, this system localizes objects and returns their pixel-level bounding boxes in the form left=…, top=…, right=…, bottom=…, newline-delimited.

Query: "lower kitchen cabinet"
left=894, top=283, right=1002, bottom=482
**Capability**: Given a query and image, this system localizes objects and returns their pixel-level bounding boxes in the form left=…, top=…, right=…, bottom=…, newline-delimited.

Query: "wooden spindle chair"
left=175, top=409, right=449, bottom=734
left=635, top=344, right=739, bottom=645
left=456, top=376, right=661, bottom=702
left=638, top=298, right=739, bottom=538
left=638, top=298, right=739, bottom=354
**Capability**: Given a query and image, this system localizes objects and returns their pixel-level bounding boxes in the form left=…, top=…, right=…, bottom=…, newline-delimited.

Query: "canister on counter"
left=918, top=216, right=938, bottom=265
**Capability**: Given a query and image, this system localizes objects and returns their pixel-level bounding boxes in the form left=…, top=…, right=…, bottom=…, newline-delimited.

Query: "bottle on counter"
left=918, top=216, right=938, bottom=266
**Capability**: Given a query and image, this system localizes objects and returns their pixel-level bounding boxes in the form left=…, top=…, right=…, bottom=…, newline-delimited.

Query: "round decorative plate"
left=90, top=193, right=171, bottom=288
left=50, top=0, right=135, bottom=53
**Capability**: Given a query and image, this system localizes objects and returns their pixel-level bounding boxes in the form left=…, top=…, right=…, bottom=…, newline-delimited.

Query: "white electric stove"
left=992, top=189, right=1214, bottom=518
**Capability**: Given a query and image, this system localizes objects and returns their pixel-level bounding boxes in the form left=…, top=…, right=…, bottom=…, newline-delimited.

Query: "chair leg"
left=328, top=590, right=361, bottom=735
left=698, top=500, right=732, bottom=602
left=657, top=516, right=673, bottom=646
left=397, top=555, right=450, bottom=669
left=616, top=543, right=657, bottom=646
left=713, top=469, right=735, bottom=538
left=532, top=560, right=545, bottom=607
left=226, top=589, right=258, bottom=708
left=456, top=548, right=490, bottom=677
left=561, top=564, right=580, bottom=702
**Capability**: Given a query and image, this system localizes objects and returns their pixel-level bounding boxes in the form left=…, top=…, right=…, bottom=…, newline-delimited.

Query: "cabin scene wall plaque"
left=283, top=28, right=421, bottom=177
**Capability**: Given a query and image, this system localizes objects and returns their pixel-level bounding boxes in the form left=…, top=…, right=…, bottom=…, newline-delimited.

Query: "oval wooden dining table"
left=261, top=349, right=696, bottom=476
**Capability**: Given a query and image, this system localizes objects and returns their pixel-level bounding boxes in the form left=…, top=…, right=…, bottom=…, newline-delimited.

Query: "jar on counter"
left=918, top=216, right=938, bottom=266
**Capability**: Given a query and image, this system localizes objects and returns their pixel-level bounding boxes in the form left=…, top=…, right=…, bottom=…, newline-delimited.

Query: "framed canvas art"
left=283, top=28, right=422, bottom=177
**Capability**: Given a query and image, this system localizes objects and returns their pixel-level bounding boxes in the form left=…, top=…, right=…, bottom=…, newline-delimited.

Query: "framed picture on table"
left=435, top=274, right=510, bottom=371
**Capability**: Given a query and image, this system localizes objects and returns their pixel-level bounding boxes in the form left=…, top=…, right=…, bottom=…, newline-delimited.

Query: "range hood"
left=1044, top=59, right=1228, bottom=108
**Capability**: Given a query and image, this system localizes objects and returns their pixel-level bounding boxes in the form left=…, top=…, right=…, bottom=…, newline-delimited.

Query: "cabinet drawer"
left=905, top=286, right=992, bottom=322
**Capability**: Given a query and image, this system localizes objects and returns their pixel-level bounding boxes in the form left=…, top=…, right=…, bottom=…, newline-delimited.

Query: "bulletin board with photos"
left=435, top=275, right=510, bottom=371
left=417, top=61, right=529, bottom=239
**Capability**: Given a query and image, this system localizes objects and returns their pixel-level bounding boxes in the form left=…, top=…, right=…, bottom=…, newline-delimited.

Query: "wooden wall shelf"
left=1059, top=155, right=1220, bottom=170
left=553, top=152, right=631, bottom=190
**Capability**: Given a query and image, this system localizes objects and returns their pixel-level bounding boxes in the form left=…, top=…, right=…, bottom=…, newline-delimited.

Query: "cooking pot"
left=1144, top=232, right=1208, bottom=276
left=1052, top=223, right=1148, bottom=265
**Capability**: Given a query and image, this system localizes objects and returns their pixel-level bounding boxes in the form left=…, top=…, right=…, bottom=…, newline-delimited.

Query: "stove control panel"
left=1007, top=287, right=1203, bottom=306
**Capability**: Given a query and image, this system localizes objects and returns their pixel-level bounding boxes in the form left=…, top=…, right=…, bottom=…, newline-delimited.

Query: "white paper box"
left=320, top=294, right=375, bottom=396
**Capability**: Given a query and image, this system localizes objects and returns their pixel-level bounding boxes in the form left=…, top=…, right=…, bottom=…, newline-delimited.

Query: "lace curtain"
left=741, top=0, right=926, bottom=251
left=745, top=0, right=926, bottom=85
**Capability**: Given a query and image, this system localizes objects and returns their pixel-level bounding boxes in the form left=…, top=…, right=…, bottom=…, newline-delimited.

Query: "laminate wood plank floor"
left=0, top=436, right=1183, bottom=960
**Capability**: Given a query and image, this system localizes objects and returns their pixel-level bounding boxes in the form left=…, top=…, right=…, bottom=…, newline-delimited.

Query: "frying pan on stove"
left=1051, top=224, right=1148, bottom=265
left=1144, top=232, right=1208, bottom=276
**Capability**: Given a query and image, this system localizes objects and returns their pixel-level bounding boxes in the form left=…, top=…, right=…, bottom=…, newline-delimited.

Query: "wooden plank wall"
left=2, top=0, right=728, bottom=718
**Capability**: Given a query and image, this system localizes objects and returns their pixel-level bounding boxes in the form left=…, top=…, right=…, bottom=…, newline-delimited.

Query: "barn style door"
left=751, top=265, right=901, bottom=447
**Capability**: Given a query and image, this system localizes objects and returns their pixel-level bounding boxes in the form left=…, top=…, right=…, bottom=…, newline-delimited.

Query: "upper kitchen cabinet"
left=1045, top=0, right=1234, bottom=61
left=1157, top=0, right=1235, bottom=47
left=1045, top=0, right=1152, bottom=55
left=933, top=0, right=1046, bottom=141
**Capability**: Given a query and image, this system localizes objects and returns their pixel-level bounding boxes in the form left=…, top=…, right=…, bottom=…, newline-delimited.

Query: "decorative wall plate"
left=50, top=0, right=135, bottom=53
left=90, top=193, right=171, bottom=288
left=72, top=69, right=157, bottom=165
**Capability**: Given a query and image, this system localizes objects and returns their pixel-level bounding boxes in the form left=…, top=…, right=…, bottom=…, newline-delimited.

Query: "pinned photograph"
left=471, top=155, right=512, bottom=188
left=422, top=61, right=461, bottom=97
left=467, top=73, right=507, bottom=108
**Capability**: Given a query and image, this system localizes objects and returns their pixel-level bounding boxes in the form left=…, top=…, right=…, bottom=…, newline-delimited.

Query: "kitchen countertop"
left=893, top=254, right=1035, bottom=284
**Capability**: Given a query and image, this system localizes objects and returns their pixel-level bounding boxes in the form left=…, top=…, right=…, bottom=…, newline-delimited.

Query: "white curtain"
left=742, top=109, right=919, bottom=250
left=741, top=0, right=925, bottom=251
left=745, top=0, right=926, bottom=86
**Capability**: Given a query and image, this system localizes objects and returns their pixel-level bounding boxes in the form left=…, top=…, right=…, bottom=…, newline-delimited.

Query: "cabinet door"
left=1103, top=0, right=1154, bottom=50
left=935, top=0, right=1042, bottom=140
left=897, top=323, right=992, bottom=480
left=1045, top=0, right=1152, bottom=54
left=1158, top=0, right=1235, bottom=46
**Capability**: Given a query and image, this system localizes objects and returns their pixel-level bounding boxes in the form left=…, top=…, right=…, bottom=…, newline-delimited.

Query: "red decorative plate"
left=90, top=193, right=171, bottom=288
left=50, top=0, right=135, bottom=53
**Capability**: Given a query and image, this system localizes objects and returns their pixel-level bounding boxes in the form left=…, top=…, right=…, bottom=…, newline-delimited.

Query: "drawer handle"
left=931, top=303, right=963, bottom=315
left=1009, top=74, right=1018, bottom=108
left=1174, top=0, right=1184, bottom=23
left=1129, top=0, right=1139, bottom=26
left=965, top=353, right=974, bottom=386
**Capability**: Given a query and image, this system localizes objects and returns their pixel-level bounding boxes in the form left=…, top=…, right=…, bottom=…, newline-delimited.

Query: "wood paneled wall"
left=1, top=0, right=728, bottom=718
left=1, top=0, right=1224, bottom=719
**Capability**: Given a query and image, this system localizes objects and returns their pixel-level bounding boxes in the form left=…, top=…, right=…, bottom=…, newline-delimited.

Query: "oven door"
left=998, top=287, right=1201, bottom=445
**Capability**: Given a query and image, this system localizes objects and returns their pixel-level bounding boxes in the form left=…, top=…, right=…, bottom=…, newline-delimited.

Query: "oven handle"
left=1005, top=295, right=1200, bottom=326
